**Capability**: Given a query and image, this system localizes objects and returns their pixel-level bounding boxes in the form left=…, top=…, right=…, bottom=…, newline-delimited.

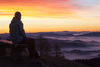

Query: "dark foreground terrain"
left=0, top=51, right=90, bottom=67
left=75, top=57, right=100, bottom=67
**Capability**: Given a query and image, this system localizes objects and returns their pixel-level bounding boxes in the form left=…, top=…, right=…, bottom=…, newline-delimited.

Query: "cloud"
left=0, top=0, right=100, bottom=20
left=0, top=0, right=80, bottom=19
left=0, top=12, right=13, bottom=15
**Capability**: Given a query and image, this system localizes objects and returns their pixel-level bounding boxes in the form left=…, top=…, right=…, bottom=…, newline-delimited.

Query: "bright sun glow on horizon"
left=0, top=0, right=100, bottom=33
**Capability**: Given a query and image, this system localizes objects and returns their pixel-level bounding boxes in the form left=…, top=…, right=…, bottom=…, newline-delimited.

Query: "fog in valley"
left=1, top=31, right=100, bottom=60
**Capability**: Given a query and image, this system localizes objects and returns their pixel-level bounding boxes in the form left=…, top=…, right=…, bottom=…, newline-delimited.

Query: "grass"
left=39, top=56, right=91, bottom=67
left=0, top=48, right=91, bottom=67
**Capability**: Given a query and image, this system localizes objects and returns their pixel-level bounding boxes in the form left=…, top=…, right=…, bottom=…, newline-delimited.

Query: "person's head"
left=15, top=11, right=21, bottom=20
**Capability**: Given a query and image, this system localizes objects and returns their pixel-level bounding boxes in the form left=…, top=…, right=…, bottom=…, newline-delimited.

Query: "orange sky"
left=0, top=0, right=100, bottom=33
left=0, top=0, right=78, bottom=18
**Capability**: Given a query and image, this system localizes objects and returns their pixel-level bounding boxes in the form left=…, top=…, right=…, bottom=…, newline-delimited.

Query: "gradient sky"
left=0, top=0, right=100, bottom=33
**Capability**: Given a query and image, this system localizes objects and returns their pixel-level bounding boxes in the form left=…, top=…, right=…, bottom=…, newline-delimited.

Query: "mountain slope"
left=0, top=54, right=90, bottom=67
left=39, top=56, right=90, bottom=67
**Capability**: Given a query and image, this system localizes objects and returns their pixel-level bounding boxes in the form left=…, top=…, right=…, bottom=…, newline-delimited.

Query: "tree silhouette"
left=0, top=37, right=1, bottom=39
left=36, top=34, right=52, bottom=56
left=53, top=44, right=65, bottom=58
left=54, top=44, right=61, bottom=57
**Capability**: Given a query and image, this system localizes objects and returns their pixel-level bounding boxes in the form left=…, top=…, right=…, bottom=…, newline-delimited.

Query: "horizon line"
left=1, top=31, right=100, bottom=34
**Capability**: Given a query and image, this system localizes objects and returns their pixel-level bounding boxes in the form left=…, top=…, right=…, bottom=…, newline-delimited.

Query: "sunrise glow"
left=0, top=0, right=100, bottom=33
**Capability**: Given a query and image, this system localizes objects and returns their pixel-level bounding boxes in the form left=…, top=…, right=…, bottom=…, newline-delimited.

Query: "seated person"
left=9, top=12, right=39, bottom=59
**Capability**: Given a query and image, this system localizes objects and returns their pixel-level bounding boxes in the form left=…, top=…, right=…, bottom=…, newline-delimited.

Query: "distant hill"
left=54, top=31, right=90, bottom=35
left=48, top=39, right=88, bottom=48
left=63, top=49, right=100, bottom=55
left=40, top=32, right=74, bottom=36
left=72, top=40, right=85, bottom=43
left=79, top=32, right=100, bottom=37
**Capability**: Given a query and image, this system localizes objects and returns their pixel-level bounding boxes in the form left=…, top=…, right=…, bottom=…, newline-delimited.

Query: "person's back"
left=10, top=17, right=26, bottom=44
left=9, top=12, right=26, bottom=44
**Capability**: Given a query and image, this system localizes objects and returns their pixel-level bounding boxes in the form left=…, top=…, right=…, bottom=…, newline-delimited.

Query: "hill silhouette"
left=0, top=41, right=90, bottom=67
left=75, top=57, right=100, bottom=67
left=0, top=40, right=90, bottom=67
left=0, top=54, right=90, bottom=67
left=79, top=32, right=100, bottom=37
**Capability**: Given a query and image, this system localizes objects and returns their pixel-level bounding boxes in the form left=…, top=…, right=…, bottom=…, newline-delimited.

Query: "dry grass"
left=0, top=48, right=90, bottom=67
left=39, top=56, right=91, bottom=67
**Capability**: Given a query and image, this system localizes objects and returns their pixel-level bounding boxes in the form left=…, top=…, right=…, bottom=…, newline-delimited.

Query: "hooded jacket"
left=9, top=17, right=26, bottom=44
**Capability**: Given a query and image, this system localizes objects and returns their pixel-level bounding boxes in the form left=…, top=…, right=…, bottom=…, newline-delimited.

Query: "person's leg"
left=19, top=38, right=36, bottom=58
left=28, top=38, right=36, bottom=58
left=28, top=38, right=40, bottom=59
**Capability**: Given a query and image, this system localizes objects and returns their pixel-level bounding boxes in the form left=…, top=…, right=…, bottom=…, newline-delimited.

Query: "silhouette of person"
left=9, top=11, right=39, bottom=59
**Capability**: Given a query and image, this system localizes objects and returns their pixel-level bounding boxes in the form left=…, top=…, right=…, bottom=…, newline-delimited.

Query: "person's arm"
left=17, top=21, right=27, bottom=38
